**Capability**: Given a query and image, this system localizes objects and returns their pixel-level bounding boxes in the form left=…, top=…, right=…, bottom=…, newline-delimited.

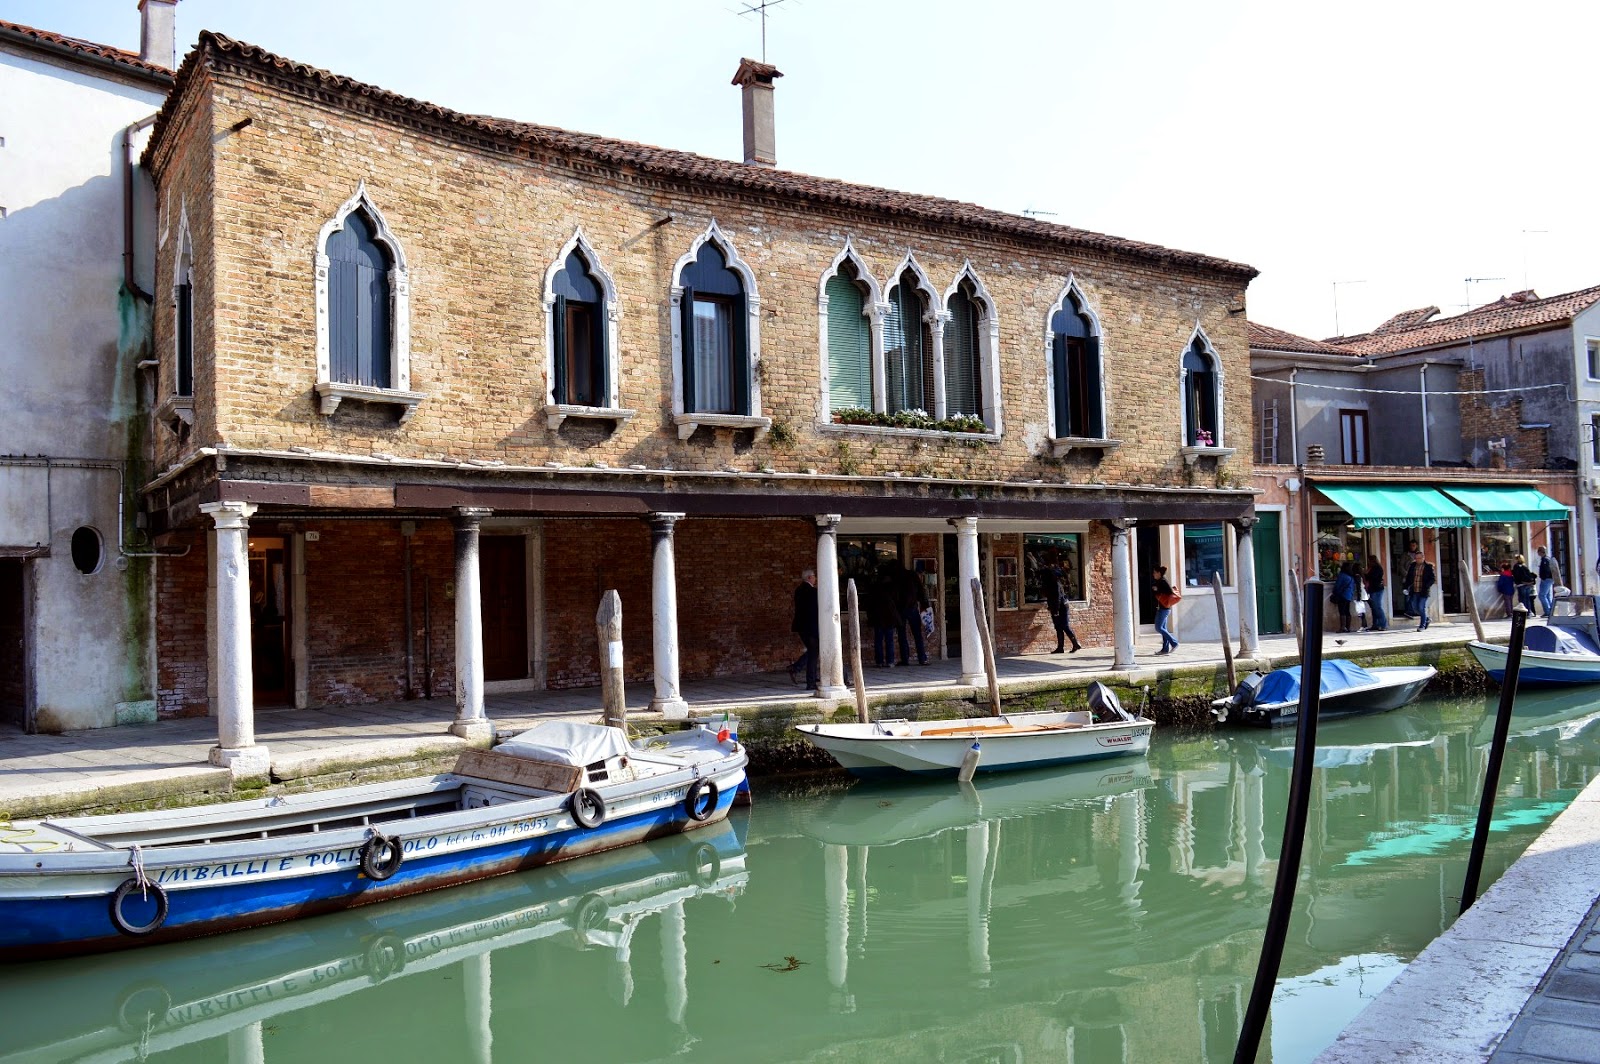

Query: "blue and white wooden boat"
left=1469, top=595, right=1600, bottom=686
left=794, top=682, right=1153, bottom=777
left=1212, top=659, right=1436, bottom=727
left=0, top=720, right=745, bottom=961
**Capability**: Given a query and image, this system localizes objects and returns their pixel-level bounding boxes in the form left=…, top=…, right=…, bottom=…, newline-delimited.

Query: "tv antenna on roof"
left=1331, top=279, right=1365, bottom=336
left=736, top=0, right=791, bottom=62
left=1464, top=276, right=1504, bottom=309
left=1022, top=208, right=1057, bottom=219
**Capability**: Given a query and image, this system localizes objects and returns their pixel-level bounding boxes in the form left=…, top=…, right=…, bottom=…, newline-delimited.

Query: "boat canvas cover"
left=1254, top=660, right=1379, bottom=706
left=1524, top=625, right=1600, bottom=656
left=496, top=721, right=631, bottom=767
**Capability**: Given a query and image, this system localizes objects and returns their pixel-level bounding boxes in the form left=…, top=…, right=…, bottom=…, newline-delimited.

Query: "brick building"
left=141, top=33, right=1260, bottom=770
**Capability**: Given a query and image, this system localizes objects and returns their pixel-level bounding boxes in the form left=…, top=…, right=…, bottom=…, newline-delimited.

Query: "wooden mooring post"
left=846, top=578, right=869, bottom=724
left=1211, top=570, right=1236, bottom=690
left=597, top=590, right=626, bottom=731
left=969, top=578, right=1002, bottom=717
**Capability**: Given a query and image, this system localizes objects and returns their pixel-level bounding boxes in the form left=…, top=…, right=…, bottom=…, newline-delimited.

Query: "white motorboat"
left=794, top=682, right=1154, bottom=778
left=1469, top=594, right=1600, bottom=686
left=1212, top=659, right=1436, bottom=727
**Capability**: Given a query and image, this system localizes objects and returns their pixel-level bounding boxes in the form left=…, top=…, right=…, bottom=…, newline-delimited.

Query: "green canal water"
left=5, top=689, right=1600, bottom=1064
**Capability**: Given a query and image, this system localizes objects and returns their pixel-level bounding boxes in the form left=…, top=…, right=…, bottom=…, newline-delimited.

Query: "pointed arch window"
left=552, top=249, right=607, bottom=408
left=1183, top=336, right=1221, bottom=447
left=944, top=280, right=982, bottom=419
left=825, top=260, right=873, bottom=412
left=175, top=245, right=194, bottom=399
left=1050, top=291, right=1102, bottom=438
left=885, top=271, right=932, bottom=415
left=671, top=226, right=768, bottom=440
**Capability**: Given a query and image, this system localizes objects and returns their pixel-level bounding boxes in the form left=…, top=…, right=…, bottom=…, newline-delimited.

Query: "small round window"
left=71, top=526, right=103, bottom=575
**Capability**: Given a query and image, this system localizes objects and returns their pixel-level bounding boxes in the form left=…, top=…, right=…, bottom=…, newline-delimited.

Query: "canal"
left=4, top=689, right=1598, bottom=1063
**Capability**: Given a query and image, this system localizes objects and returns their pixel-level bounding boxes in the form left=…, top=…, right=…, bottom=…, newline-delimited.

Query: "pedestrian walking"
left=1404, top=550, right=1436, bottom=630
left=1151, top=565, right=1180, bottom=654
left=789, top=568, right=819, bottom=688
left=1496, top=561, right=1516, bottom=618
left=1363, top=557, right=1388, bottom=631
left=1331, top=561, right=1357, bottom=634
left=1044, top=557, right=1082, bottom=653
left=1537, top=546, right=1563, bottom=617
left=1512, top=554, right=1537, bottom=614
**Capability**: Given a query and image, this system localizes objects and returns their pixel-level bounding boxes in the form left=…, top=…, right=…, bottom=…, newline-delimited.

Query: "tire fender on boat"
left=684, top=777, right=719, bottom=822
left=686, top=840, right=721, bottom=886
left=359, top=833, right=404, bottom=881
left=569, top=787, right=606, bottom=829
left=109, top=878, right=169, bottom=937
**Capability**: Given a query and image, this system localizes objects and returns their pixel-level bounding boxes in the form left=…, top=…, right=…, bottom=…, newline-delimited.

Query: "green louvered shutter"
left=826, top=274, right=871, bottom=411
left=944, top=290, right=980, bottom=419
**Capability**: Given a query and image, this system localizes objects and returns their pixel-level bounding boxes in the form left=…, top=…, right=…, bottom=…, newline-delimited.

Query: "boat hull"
left=1231, top=666, right=1436, bottom=727
left=794, top=712, right=1153, bottom=778
left=0, top=743, right=745, bottom=962
left=1468, top=641, right=1600, bottom=686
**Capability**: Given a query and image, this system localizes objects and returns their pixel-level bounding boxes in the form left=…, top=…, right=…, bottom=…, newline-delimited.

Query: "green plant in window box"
left=831, top=407, right=988, bottom=434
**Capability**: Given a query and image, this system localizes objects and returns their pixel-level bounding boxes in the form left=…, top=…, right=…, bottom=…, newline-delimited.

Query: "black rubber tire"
left=359, top=834, right=404, bottom=881
left=570, top=788, right=606, bottom=829
left=109, top=878, right=169, bottom=937
left=684, top=778, right=719, bottom=822
left=686, top=841, right=721, bottom=887
left=572, top=892, right=610, bottom=931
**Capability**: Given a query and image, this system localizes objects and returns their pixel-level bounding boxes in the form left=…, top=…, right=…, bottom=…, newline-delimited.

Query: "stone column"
left=648, top=512, right=689, bottom=718
left=201, top=501, right=268, bottom=776
left=451, top=507, right=495, bottom=742
left=1109, top=518, right=1137, bottom=668
left=815, top=514, right=848, bottom=698
left=1233, top=516, right=1260, bottom=656
left=953, top=516, right=985, bottom=685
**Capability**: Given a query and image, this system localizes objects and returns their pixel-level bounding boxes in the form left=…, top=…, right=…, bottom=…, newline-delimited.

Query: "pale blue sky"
left=8, top=0, right=1597, bottom=339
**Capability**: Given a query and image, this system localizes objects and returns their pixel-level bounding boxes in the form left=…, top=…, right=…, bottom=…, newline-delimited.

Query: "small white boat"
left=1469, top=594, right=1600, bottom=686
left=1212, top=659, right=1436, bottom=727
left=0, top=720, right=745, bottom=961
left=794, top=682, right=1154, bottom=778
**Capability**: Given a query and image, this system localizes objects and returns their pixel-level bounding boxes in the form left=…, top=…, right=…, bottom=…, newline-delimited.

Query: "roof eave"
left=0, top=24, right=173, bottom=90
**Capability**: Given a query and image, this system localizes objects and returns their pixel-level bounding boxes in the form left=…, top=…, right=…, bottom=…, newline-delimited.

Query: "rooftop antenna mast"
left=737, top=0, right=790, bottom=62
left=1464, top=276, right=1504, bottom=310
left=1331, top=279, right=1365, bottom=336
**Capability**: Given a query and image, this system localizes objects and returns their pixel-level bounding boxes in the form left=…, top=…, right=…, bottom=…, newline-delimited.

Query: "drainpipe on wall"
left=1420, top=364, right=1431, bottom=468
left=1288, top=368, right=1299, bottom=465
left=123, top=114, right=159, bottom=302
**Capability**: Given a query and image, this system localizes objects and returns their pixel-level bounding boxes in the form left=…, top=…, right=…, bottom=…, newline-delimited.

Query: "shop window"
left=1478, top=522, right=1526, bottom=574
left=1183, top=522, right=1229, bottom=587
left=1315, top=512, right=1364, bottom=581
left=1024, top=533, right=1084, bottom=602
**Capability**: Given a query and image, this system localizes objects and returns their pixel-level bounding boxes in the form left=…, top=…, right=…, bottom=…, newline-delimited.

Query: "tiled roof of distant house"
left=1248, top=321, right=1352, bottom=356
left=1332, top=286, right=1600, bottom=356
left=148, top=31, right=1258, bottom=280
left=0, top=18, right=173, bottom=84
left=1373, top=306, right=1441, bottom=333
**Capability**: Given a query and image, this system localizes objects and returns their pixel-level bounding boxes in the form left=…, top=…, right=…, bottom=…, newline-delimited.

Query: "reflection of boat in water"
left=799, top=759, right=1154, bottom=847
left=1471, top=686, right=1600, bottom=748
left=0, top=820, right=748, bottom=1063
left=1239, top=707, right=1445, bottom=770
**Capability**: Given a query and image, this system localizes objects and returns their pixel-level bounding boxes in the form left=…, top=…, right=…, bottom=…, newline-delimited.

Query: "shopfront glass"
left=1024, top=533, right=1084, bottom=602
left=1477, top=522, right=1525, bottom=574
left=1315, top=512, right=1365, bottom=582
left=1183, top=522, right=1228, bottom=587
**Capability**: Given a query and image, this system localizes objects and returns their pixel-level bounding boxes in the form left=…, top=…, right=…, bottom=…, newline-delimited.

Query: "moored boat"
left=1469, top=594, right=1600, bottom=686
left=794, top=682, right=1153, bottom=778
left=1212, top=659, right=1436, bottom=727
left=0, top=720, right=745, bottom=961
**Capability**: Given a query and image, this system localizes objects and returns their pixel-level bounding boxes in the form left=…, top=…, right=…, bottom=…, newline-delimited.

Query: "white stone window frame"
left=881, top=252, right=945, bottom=411
left=313, top=181, right=423, bottom=423
left=1178, top=324, right=1235, bottom=465
left=669, top=221, right=770, bottom=440
left=542, top=227, right=634, bottom=430
left=816, top=239, right=886, bottom=423
left=1044, top=276, right=1119, bottom=458
left=940, top=261, right=1002, bottom=433
left=1584, top=335, right=1600, bottom=381
left=157, top=204, right=196, bottom=435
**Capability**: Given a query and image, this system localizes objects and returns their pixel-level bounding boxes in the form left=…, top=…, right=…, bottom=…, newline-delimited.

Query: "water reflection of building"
left=0, top=823, right=747, bottom=1064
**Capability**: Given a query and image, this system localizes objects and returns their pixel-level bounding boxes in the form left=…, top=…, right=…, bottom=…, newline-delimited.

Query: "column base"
left=650, top=697, right=689, bottom=720
left=209, top=743, right=271, bottom=778
left=449, top=719, right=498, bottom=744
left=1114, top=655, right=1137, bottom=670
left=958, top=672, right=987, bottom=687
left=814, top=684, right=850, bottom=700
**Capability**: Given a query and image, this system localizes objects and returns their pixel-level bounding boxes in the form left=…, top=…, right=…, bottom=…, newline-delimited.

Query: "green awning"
left=1318, top=485, right=1473, bottom=529
left=1439, top=486, right=1569, bottom=523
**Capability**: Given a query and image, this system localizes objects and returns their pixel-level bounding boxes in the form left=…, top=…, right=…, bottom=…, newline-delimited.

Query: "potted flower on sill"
left=1193, top=429, right=1214, bottom=448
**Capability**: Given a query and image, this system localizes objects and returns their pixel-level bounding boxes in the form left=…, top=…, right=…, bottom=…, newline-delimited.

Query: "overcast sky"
left=9, top=0, right=1598, bottom=340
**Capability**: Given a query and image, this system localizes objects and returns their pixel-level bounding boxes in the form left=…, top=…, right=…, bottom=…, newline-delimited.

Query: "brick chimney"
left=138, top=0, right=178, bottom=71
left=731, top=58, right=782, bottom=167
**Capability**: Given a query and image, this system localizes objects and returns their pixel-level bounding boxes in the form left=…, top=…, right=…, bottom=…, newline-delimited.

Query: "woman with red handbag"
left=1151, top=566, right=1180, bottom=654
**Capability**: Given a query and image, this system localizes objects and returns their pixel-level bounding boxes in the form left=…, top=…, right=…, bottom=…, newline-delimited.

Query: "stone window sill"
left=1180, top=445, right=1236, bottom=466
left=820, top=422, right=1000, bottom=444
left=316, top=381, right=426, bottom=424
left=547, top=404, right=636, bottom=431
left=1050, top=436, right=1121, bottom=458
left=674, top=412, right=772, bottom=441
left=155, top=394, right=195, bottom=435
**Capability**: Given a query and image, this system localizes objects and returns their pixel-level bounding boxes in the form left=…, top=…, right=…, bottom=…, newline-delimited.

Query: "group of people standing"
left=1328, top=548, right=1437, bottom=633
left=1495, top=545, right=1563, bottom=618
left=789, top=561, right=930, bottom=689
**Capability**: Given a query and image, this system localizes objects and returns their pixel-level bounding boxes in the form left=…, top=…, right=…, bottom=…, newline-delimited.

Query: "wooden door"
left=0, top=560, right=25, bottom=729
left=1253, top=512, right=1284, bottom=634
left=249, top=538, right=291, bottom=705
left=480, top=536, right=528, bottom=682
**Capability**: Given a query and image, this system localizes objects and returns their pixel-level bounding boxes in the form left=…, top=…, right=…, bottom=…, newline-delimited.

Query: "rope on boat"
left=0, top=821, right=60, bottom=852
left=129, top=844, right=151, bottom=900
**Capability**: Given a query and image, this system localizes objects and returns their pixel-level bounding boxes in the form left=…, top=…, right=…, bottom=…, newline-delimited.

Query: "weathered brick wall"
left=152, top=64, right=1251, bottom=492
left=1458, top=368, right=1549, bottom=469
left=154, top=530, right=207, bottom=718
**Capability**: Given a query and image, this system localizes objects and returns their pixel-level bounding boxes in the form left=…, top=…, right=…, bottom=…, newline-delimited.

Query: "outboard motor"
left=1087, top=681, right=1135, bottom=722
left=1229, top=671, right=1266, bottom=709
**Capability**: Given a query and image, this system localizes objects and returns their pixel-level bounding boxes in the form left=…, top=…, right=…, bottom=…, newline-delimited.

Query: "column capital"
left=814, top=513, right=842, bottom=531
left=1104, top=517, right=1136, bottom=532
left=453, top=506, right=493, bottom=530
left=947, top=515, right=980, bottom=534
left=200, top=500, right=257, bottom=530
left=1231, top=515, right=1260, bottom=532
left=647, top=511, right=685, bottom=533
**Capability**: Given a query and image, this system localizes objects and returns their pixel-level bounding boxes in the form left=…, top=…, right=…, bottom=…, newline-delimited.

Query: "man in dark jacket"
left=1045, top=559, right=1082, bottom=653
left=790, top=569, right=819, bottom=688
left=1403, top=551, right=1436, bottom=631
left=895, top=563, right=929, bottom=666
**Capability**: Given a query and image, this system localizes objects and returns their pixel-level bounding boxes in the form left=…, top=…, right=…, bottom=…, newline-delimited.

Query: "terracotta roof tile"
left=152, top=32, right=1256, bottom=281
left=1248, top=321, right=1352, bottom=356
left=731, top=58, right=782, bottom=85
left=0, top=18, right=173, bottom=82
left=1373, top=306, right=1440, bottom=333
left=1332, top=285, right=1600, bottom=356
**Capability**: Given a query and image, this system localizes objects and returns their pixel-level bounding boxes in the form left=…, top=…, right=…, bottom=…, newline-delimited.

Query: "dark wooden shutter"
left=1052, top=333, right=1070, bottom=436
left=552, top=293, right=567, bottom=403
left=363, top=265, right=391, bottom=389
left=1085, top=336, right=1103, bottom=437
left=176, top=280, right=194, bottom=397
left=731, top=292, right=750, bottom=415
left=680, top=287, right=697, bottom=413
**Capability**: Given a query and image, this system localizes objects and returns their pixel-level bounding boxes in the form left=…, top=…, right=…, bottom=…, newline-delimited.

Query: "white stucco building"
left=0, top=5, right=175, bottom=731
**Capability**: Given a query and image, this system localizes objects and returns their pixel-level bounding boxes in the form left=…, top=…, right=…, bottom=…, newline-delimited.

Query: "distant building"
left=0, top=5, right=176, bottom=732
